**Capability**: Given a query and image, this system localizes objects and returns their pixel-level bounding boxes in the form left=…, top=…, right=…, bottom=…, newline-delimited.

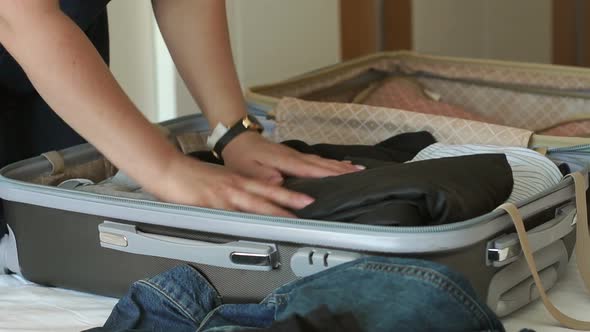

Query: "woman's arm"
left=152, top=0, right=362, bottom=183
left=0, top=0, right=175, bottom=186
left=0, top=0, right=314, bottom=217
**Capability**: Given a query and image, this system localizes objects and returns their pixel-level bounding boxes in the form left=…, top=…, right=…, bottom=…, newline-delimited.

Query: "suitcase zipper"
left=411, top=71, right=590, bottom=99
left=248, top=54, right=590, bottom=116
left=77, top=188, right=493, bottom=233
left=0, top=175, right=509, bottom=234
left=549, top=144, right=590, bottom=153
left=0, top=176, right=568, bottom=235
left=291, top=69, right=590, bottom=104
left=546, top=145, right=590, bottom=167
left=249, top=72, right=590, bottom=121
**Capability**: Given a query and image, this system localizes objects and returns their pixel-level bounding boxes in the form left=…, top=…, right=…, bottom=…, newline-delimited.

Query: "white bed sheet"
left=502, top=255, right=589, bottom=332
left=0, top=258, right=587, bottom=332
left=0, top=275, right=117, bottom=332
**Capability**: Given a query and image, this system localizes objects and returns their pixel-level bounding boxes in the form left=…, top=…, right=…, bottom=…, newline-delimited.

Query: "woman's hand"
left=222, top=131, right=363, bottom=184
left=149, top=154, right=316, bottom=217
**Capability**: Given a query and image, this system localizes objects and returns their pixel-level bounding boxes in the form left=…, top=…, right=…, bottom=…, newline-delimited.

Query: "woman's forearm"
left=0, top=2, right=180, bottom=187
left=152, top=0, right=247, bottom=128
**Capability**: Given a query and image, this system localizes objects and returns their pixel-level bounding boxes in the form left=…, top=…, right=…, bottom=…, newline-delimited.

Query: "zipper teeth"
left=3, top=178, right=490, bottom=234
left=413, top=72, right=590, bottom=99
left=249, top=104, right=269, bottom=116
left=549, top=144, right=590, bottom=152
left=250, top=55, right=590, bottom=106
left=257, top=52, right=590, bottom=91
left=249, top=74, right=590, bottom=113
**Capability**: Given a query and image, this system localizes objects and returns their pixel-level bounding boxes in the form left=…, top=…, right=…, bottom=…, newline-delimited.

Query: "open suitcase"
left=2, top=51, right=590, bottom=323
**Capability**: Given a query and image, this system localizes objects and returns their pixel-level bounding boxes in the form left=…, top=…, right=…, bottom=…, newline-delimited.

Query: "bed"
left=0, top=274, right=116, bottom=331
left=0, top=257, right=587, bottom=332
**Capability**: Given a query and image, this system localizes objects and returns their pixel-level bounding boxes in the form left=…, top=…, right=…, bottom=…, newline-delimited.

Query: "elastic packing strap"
left=497, top=172, right=590, bottom=330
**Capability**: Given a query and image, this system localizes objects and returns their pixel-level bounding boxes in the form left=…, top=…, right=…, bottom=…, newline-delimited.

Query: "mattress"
left=0, top=257, right=586, bottom=332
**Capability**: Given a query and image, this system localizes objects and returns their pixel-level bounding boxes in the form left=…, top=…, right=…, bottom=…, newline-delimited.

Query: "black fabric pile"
left=285, top=153, right=512, bottom=226
left=190, top=131, right=436, bottom=166
left=190, top=132, right=514, bottom=227
left=281, top=131, right=437, bottom=163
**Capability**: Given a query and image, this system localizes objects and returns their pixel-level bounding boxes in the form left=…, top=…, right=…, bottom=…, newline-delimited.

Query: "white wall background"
left=107, top=0, right=552, bottom=122
left=107, top=0, right=340, bottom=121
left=228, top=0, right=340, bottom=87
left=412, top=0, right=552, bottom=63
left=107, top=1, right=158, bottom=121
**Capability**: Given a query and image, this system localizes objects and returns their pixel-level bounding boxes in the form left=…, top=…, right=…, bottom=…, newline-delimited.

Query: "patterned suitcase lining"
left=255, top=54, right=590, bottom=137
left=272, top=97, right=533, bottom=148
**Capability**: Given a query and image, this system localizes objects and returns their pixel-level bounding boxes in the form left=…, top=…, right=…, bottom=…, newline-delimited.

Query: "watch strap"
left=212, top=115, right=263, bottom=160
left=206, top=122, right=229, bottom=150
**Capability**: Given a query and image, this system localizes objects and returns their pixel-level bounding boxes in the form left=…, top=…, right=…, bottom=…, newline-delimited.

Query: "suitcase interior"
left=247, top=51, right=590, bottom=148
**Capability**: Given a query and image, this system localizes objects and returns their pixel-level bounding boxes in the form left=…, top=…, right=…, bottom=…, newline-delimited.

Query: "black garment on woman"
left=0, top=0, right=111, bottom=234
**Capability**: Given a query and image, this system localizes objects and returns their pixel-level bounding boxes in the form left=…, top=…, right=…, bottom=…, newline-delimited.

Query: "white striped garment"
left=410, top=143, right=563, bottom=203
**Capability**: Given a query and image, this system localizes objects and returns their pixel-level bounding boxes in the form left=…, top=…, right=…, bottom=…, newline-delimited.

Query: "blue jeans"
left=90, top=257, right=505, bottom=332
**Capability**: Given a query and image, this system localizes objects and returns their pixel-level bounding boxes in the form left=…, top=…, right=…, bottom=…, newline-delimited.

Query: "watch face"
left=244, top=115, right=264, bottom=132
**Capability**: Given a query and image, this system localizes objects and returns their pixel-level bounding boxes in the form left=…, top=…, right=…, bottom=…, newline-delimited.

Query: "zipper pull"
left=266, top=110, right=277, bottom=120
left=533, top=146, right=548, bottom=156
left=424, top=88, right=442, bottom=101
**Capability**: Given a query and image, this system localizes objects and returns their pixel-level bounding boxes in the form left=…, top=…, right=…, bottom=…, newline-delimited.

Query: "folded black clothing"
left=281, top=131, right=436, bottom=163
left=188, top=131, right=436, bottom=165
left=189, top=132, right=511, bottom=226
left=285, top=154, right=513, bottom=226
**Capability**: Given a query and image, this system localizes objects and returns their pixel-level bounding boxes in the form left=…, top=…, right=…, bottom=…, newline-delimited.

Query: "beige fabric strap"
left=533, top=146, right=548, bottom=156
left=497, top=171, right=590, bottom=330
left=40, top=151, right=65, bottom=175
left=155, top=124, right=171, bottom=137
left=175, top=133, right=206, bottom=155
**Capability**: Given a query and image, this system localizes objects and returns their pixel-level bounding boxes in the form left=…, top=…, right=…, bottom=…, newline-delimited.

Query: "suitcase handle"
left=487, top=203, right=576, bottom=267
left=98, top=221, right=279, bottom=271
